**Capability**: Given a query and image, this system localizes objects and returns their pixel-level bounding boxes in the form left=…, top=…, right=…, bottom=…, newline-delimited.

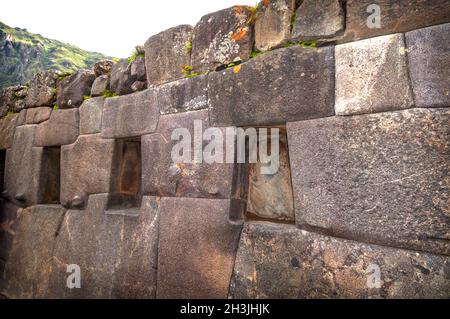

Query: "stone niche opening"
left=107, top=138, right=142, bottom=211
left=241, top=126, right=295, bottom=224
left=0, top=150, right=5, bottom=197
left=39, top=146, right=61, bottom=204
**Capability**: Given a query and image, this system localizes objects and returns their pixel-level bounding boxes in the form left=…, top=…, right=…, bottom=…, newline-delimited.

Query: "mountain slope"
left=0, top=21, right=113, bottom=89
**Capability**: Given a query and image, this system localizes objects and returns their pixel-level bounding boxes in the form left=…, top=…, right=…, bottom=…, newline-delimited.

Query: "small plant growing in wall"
left=127, top=50, right=145, bottom=65
left=102, top=90, right=119, bottom=98
left=53, top=105, right=59, bottom=110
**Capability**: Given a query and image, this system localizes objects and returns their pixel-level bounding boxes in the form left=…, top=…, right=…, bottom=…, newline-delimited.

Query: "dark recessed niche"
left=0, top=150, right=5, bottom=196
left=237, top=126, right=295, bottom=224
left=107, top=138, right=142, bottom=211
left=39, top=146, right=61, bottom=205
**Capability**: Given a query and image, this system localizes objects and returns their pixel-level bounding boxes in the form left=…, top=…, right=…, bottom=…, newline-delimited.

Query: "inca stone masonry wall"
left=0, top=1, right=449, bottom=299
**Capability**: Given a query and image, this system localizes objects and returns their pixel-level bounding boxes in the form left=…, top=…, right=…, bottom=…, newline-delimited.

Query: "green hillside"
left=0, top=21, right=113, bottom=89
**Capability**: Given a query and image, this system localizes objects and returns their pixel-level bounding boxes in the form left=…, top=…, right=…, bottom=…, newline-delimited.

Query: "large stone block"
left=230, top=223, right=450, bottom=299
left=56, top=70, right=96, bottom=109
left=287, top=108, right=450, bottom=256
left=34, top=109, right=79, bottom=146
left=255, top=0, right=295, bottom=51
left=406, top=23, right=450, bottom=108
left=2, top=205, right=66, bottom=299
left=342, top=0, right=450, bottom=42
left=79, top=97, right=104, bottom=135
left=144, top=25, right=192, bottom=86
left=24, top=71, right=61, bottom=108
left=101, top=89, right=159, bottom=139
left=157, top=197, right=242, bottom=299
left=335, top=34, right=414, bottom=116
left=192, top=6, right=254, bottom=72
left=47, top=195, right=159, bottom=298
left=209, top=46, right=335, bottom=126
left=291, top=0, right=345, bottom=40
left=25, top=107, right=52, bottom=124
left=90, top=75, right=109, bottom=97
left=0, top=114, right=19, bottom=149
left=157, top=74, right=208, bottom=115
left=60, top=134, right=115, bottom=208
left=142, top=109, right=234, bottom=198
left=0, top=202, right=22, bottom=262
left=4, top=125, right=43, bottom=206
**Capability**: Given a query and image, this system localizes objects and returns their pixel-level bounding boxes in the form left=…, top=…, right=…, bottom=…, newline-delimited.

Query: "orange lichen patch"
left=233, top=65, right=242, bottom=74
left=231, top=27, right=248, bottom=41
left=264, top=0, right=270, bottom=8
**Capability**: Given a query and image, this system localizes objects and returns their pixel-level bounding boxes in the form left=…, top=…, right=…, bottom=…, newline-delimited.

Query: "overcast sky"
left=0, top=0, right=257, bottom=58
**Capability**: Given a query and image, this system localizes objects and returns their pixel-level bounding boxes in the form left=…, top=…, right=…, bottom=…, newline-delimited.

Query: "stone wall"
left=0, top=1, right=449, bottom=299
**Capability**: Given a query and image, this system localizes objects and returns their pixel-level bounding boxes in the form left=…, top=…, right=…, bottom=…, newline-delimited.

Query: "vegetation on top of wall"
left=0, top=21, right=113, bottom=89
left=127, top=50, right=145, bottom=65
left=102, top=90, right=119, bottom=98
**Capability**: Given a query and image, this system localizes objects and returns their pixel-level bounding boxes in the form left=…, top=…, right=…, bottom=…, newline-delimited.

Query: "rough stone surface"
left=56, top=70, right=96, bottom=109
left=335, top=34, right=414, bottom=116
left=0, top=114, right=19, bottom=149
left=24, top=70, right=60, bottom=108
left=131, top=81, right=147, bottom=92
left=46, top=195, right=159, bottom=298
left=209, top=45, right=335, bottom=126
left=157, top=197, right=242, bottom=299
left=101, top=88, right=159, bottom=139
left=157, top=74, right=208, bottom=115
left=255, top=0, right=294, bottom=51
left=0, top=202, right=22, bottom=262
left=93, top=60, right=115, bottom=77
left=343, top=0, right=450, bottom=42
left=2, top=205, right=66, bottom=299
left=406, top=23, right=450, bottom=108
left=144, top=25, right=192, bottom=86
left=230, top=223, right=450, bottom=299
left=292, top=0, right=345, bottom=40
left=79, top=97, right=104, bottom=135
left=142, top=109, right=234, bottom=198
left=287, top=108, right=450, bottom=256
left=90, top=75, right=109, bottom=97
left=192, top=6, right=254, bottom=72
left=4, top=125, right=42, bottom=206
left=25, top=107, right=52, bottom=124
left=130, top=56, right=146, bottom=82
left=0, top=85, right=27, bottom=116
left=60, top=134, right=114, bottom=208
left=109, top=59, right=136, bottom=95
left=247, top=129, right=294, bottom=222
left=34, top=109, right=79, bottom=146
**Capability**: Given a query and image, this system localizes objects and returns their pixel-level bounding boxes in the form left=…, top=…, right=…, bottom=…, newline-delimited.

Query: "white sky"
left=0, top=0, right=257, bottom=58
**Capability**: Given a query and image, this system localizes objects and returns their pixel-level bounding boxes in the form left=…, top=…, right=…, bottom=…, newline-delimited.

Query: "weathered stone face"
left=287, top=108, right=450, bottom=256
left=406, top=23, right=450, bottom=108
left=157, top=197, right=242, bottom=299
left=79, top=97, right=104, bottom=135
left=93, top=60, right=115, bottom=77
left=25, top=107, right=52, bottom=124
left=291, top=0, right=345, bottom=40
left=230, top=223, right=450, bottom=299
left=47, top=195, right=159, bottom=299
left=342, top=0, right=450, bottom=42
left=144, top=25, right=192, bottom=86
left=4, top=125, right=43, bottom=206
left=255, top=0, right=295, bottom=51
left=335, top=34, right=414, bottom=116
left=34, top=109, right=79, bottom=147
left=157, top=74, right=208, bottom=115
left=60, top=134, right=114, bottom=208
left=130, top=56, right=146, bottom=82
left=247, top=129, right=294, bottom=222
left=101, top=89, right=159, bottom=139
left=24, top=70, right=61, bottom=108
left=90, top=75, right=109, bottom=97
left=0, top=202, right=22, bottom=262
left=56, top=70, right=96, bottom=109
left=0, top=114, right=19, bottom=149
left=2, top=205, right=66, bottom=299
left=109, top=59, right=137, bottom=96
left=208, top=46, right=335, bottom=126
left=142, top=109, right=234, bottom=198
left=192, top=6, right=254, bottom=72
left=0, top=85, right=27, bottom=116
